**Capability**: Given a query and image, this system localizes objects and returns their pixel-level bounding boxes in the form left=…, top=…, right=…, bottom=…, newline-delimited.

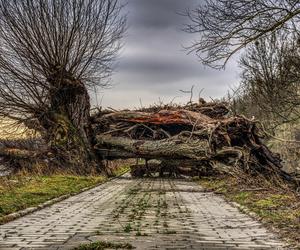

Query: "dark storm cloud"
left=126, top=0, right=197, bottom=29
left=118, top=54, right=214, bottom=83
left=99, top=0, right=239, bottom=109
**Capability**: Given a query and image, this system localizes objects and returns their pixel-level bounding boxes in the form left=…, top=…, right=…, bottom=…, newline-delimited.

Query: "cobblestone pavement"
left=0, top=176, right=285, bottom=250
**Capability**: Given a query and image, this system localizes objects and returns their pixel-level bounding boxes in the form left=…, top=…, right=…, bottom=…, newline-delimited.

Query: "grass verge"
left=0, top=175, right=106, bottom=224
left=0, top=165, right=130, bottom=224
left=195, top=175, right=300, bottom=248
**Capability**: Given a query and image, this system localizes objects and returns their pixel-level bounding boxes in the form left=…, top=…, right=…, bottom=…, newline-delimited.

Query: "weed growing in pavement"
left=135, top=231, right=148, bottom=237
left=124, top=223, right=132, bottom=233
left=74, top=241, right=135, bottom=250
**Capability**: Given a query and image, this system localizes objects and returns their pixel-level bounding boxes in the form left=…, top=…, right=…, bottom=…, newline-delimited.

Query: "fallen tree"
left=92, top=101, right=295, bottom=181
left=1, top=100, right=296, bottom=182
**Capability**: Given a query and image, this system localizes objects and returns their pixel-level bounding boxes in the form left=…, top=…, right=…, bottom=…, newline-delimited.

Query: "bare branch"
left=185, top=0, right=300, bottom=68
left=0, top=0, right=126, bottom=123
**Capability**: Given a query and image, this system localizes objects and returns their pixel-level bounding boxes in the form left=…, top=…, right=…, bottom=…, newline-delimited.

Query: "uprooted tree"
left=0, top=0, right=126, bottom=172
left=91, top=101, right=296, bottom=182
left=1, top=100, right=296, bottom=182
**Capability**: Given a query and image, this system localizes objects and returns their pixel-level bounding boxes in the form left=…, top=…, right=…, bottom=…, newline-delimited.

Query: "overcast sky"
left=97, top=0, right=240, bottom=109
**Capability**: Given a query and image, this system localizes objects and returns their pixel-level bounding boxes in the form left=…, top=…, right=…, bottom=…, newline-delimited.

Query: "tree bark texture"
left=38, top=66, right=99, bottom=173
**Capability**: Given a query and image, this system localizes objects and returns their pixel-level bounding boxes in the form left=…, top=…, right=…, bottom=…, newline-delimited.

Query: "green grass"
left=0, top=174, right=107, bottom=223
left=124, top=223, right=132, bottom=233
left=74, top=241, right=134, bottom=250
left=196, top=176, right=300, bottom=247
left=0, top=164, right=130, bottom=224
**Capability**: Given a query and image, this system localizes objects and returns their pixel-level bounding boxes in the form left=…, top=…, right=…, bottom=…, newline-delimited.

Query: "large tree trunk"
left=96, top=134, right=211, bottom=160
left=93, top=106, right=295, bottom=182
left=39, top=66, right=100, bottom=173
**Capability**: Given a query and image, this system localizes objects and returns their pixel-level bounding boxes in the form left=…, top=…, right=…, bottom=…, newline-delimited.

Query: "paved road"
left=0, top=175, right=285, bottom=250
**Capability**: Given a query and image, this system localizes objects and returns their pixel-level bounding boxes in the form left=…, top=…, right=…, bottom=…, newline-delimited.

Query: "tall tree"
left=0, top=0, right=126, bottom=172
left=227, top=32, right=300, bottom=131
left=238, top=32, right=300, bottom=128
left=185, top=0, right=300, bottom=68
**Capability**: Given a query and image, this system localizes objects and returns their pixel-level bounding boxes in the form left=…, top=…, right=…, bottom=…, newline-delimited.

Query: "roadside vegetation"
left=195, top=175, right=300, bottom=248
left=0, top=175, right=106, bottom=224
left=74, top=241, right=134, bottom=250
left=0, top=164, right=130, bottom=224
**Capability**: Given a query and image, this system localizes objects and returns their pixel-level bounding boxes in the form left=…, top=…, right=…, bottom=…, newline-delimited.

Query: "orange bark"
left=99, top=110, right=214, bottom=126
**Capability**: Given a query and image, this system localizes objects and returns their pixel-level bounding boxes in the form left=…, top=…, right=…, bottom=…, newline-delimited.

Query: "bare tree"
left=185, top=0, right=300, bottom=68
left=229, top=32, right=300, bottom=130
left=0, top=0, right=126, bottom=171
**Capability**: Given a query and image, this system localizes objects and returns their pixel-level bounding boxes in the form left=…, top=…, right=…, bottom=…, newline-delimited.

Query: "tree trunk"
left=39, top=66, right=100, bottom=173
left=96, top=133, right=250, bottom=164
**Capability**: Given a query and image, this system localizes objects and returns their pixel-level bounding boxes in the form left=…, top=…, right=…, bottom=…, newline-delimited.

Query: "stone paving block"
left=0, top=176, right=287, bottom=250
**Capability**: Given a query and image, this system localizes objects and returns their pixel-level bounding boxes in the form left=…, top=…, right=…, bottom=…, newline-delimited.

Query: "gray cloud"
left=117, top=55, right=212, bottom=83
left=126, top=0, right=198, bottom=29
left=96, top=0, right=240, bottom=109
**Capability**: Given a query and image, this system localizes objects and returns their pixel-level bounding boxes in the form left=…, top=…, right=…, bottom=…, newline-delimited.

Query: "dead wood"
left=92, top=100, right=294, bottom=183
left=1, top=100, right=293, bottom=182
left=133, top=100, right=229, bottom=119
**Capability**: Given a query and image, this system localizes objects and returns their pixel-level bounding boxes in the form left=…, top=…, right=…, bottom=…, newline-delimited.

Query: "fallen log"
left=96, top=134, right=289, bottom=179
left=93, top=109, right=215, bottom=139
left=96, top=134, right=210, bottom=160
left=92, top=102, right=294, bottom=182
left=182, top=102, right=230, bottom=118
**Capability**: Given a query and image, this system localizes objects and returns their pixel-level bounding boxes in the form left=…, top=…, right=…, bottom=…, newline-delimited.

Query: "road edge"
left=0, top=170, right=129, bottom=225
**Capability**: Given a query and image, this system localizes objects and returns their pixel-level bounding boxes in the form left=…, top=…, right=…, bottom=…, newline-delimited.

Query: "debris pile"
left=92, top=101, right=292, bottom=180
